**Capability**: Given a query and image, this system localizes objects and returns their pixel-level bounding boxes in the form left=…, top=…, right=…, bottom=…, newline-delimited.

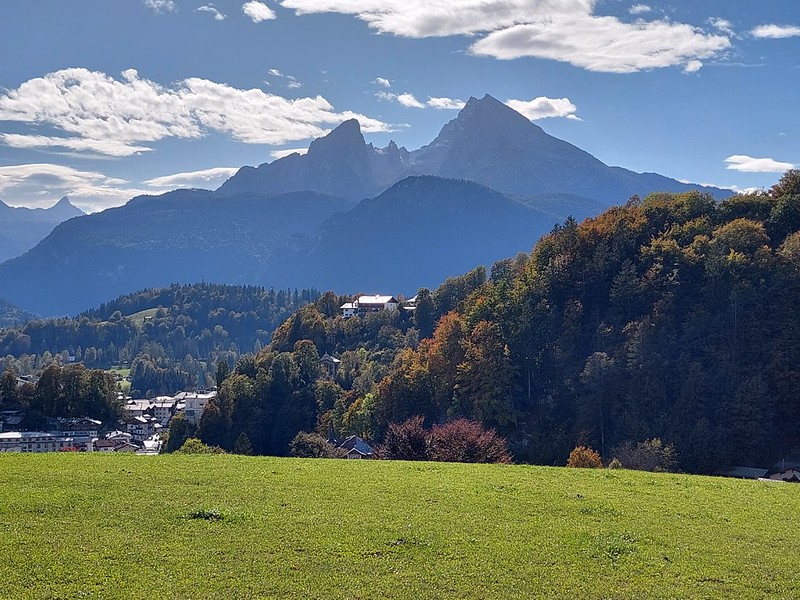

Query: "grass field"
left=125, top=307, right=160, bottom=327
left=107, top=366, right=131, bottom=395
left=1, top=454, right=798, bottom=599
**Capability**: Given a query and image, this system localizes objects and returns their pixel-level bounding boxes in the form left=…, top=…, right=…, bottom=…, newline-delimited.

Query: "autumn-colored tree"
left=769, top=169, right=800, bottom=199
left=566, top=446, right=603, bottom=468
left=455, top=320, right=517, bottom=429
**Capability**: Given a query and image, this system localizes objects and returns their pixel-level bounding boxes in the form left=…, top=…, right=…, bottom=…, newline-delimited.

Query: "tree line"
left=0, top=363, right=121, bottom=427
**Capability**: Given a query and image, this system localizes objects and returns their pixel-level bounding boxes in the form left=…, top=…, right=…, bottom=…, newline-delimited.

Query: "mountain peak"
left=307, top=119, right=366, bottom=157
left=456, top=94, right=534, bottom=128
left=47, top=196, right=85, bottom=217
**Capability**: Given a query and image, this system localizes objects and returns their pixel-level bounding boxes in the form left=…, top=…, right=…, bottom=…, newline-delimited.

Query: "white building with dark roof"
left=0, top=431, right=92, bottom=453
left=340, top=295, right=400, bottom=317
left=175, top=390, right=217, bottom=424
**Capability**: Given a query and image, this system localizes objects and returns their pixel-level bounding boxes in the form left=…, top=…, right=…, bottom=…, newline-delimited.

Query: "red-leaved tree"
left=380, top=415, right=428, bottom=460
left=427, top=419, right=512, bottom=464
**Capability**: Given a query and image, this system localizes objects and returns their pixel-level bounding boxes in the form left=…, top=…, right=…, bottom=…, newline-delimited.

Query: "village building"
left=769, top=468, right=800, bottom=482
left=0, top=431, right=93, bottom=453
left=174, top=390, right=217, bottom=425
left=319, top=353, right=341, bottom=379
left=340, top=295, right=400, bottom=318
left=122, top=415, right=160, bottom=442
left=123, top=397, right=178, bottom=427
left=340, top=302, right=357, bottom=318
left=0, top=410, right=25, bottom=432
left=337, top=435, right=376, bottom=459
left=59, top=417, right=101, bottom=438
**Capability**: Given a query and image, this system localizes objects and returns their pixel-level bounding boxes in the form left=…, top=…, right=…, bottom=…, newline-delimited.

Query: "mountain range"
left=0, top=95, right=734, bottom=317
left=0, top=197, right=84, bottom=263
left=219, top=94, right=730, bottom=205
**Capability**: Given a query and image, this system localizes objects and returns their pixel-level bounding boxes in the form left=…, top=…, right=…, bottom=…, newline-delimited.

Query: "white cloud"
left=0, top=68, right=391, bottom=157
left=396, top=93, right=425, bottom=109
left=629, top=4, right=651, bottom=15
left=267, top=68, right=302, bottom=89
left=377, top=91, right=465, bottom=110
left=374, top=77, right=391, bottom=88
left=144, top=0, right=176, bottom=13
left=281, top=0, right=590, bottom=38
left=0, top=163, right=149, bottom=212
left=725, top=155, right=795, bottom=173
left=243, top=1, right=277, bottom=22
left=426, top=97, right=466, bottom=110
left=751, top=24, right=800, bottom=39
left=197, top=4, right=226, bottom=20
left=144, top=167, right=240, bottom=188
left=684, top=60, right=703, bottom=73
left=280, top=0, right=730, bottom=73
left=472, top=16, right=730, bottom=74
left=505, top=97, right=579, bottom=120
left=0, top=134, right=153, bottom=158
left=708, top=17, right=734, bottom=36
left=270, top=148, right=309, bottom=159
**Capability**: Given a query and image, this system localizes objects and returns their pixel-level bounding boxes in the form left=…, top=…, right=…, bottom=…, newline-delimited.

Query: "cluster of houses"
left=0, top=389, right=218, bottom=454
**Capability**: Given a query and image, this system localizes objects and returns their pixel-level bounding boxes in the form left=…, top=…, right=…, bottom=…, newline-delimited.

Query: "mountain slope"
left=266, top=176, right=559, bottom=293
left=408, top=95, right=730, bottom=203
left=0, top=298, right=38, bottom=328
left=0, top=197, right=85, bottom=262
left=0, top=190, right=353, bottom=316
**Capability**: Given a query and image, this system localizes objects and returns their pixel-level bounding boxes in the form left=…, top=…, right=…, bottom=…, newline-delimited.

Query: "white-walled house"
left=340, top=302, right=357, bottom=318
left=176, top=390, right=218, bottom=424
left=123, top=416, right=160, bottom=442
left=340, top=295, right=400, bottom=318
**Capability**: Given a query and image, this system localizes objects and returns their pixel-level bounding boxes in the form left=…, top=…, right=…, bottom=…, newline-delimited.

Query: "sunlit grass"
left=1, top=454, right=798, bottom=599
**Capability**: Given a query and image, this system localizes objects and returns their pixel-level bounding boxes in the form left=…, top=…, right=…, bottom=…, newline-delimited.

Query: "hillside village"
left=0, top=389, right=217, bottom=454
left=0, top=294, right=407, bottom=457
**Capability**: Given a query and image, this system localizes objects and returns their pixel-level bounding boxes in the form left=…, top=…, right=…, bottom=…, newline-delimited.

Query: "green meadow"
left=1, top=454, right=797, bottom=599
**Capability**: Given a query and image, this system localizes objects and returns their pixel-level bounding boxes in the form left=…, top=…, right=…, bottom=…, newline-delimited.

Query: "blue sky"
left=0, top=0, right=798, bottom=211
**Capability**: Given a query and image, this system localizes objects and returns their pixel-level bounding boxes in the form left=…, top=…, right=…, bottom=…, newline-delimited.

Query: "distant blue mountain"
left=0, top=196, right=84, bottom=262
left=265, top=175, right=559, bottom=293
left=0, top=190, right=354, bottom=316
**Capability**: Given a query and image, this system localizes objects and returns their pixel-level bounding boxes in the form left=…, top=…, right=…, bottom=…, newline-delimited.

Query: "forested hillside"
left=197, top=171, right=800, bottom=473
left=371, top=170, right=800, bottom=472
left=0, top=298, right=37, bottom=328
left=0, top=284, right=320, bottom=396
